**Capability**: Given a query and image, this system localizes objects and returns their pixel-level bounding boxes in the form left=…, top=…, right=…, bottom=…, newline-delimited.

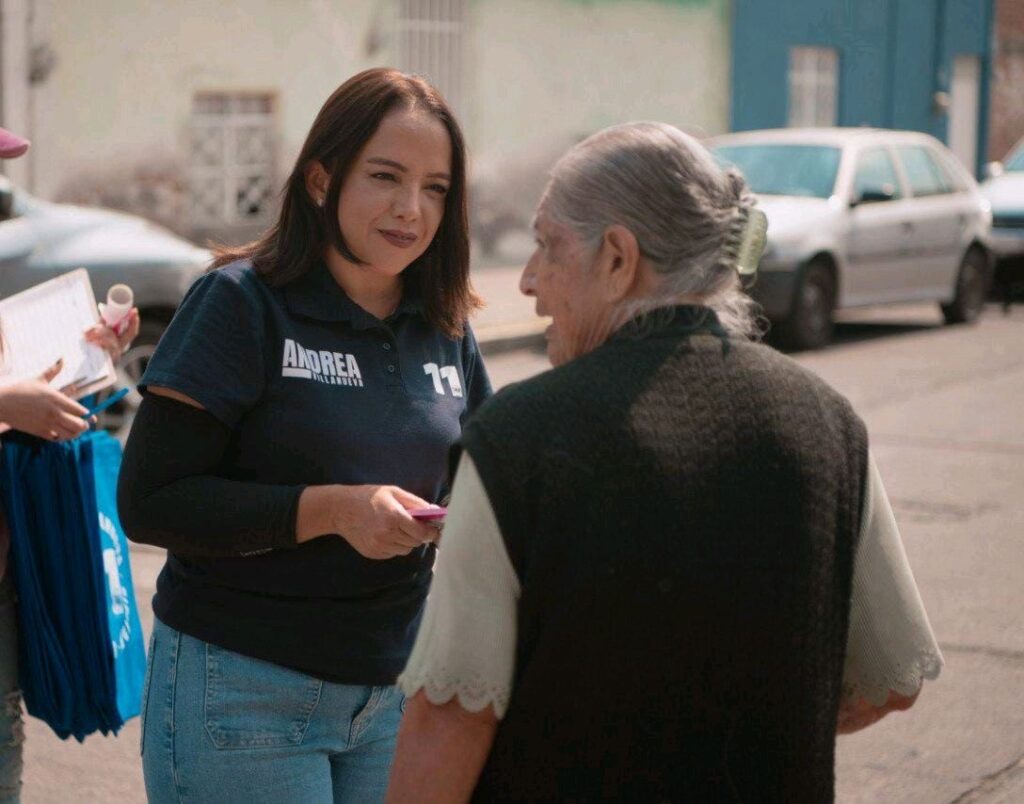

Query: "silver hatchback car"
left=710, top=128, right=993, bottom=349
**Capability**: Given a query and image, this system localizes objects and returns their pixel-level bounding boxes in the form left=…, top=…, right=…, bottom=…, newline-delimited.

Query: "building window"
left=189, top=93, right=276, bottom=227
left=788, top=46, right=838, bottom=127
left=394, top=0, right=466, bottom=113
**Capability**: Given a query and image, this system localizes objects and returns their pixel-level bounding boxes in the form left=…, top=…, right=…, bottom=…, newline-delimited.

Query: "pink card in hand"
left=409, top=506, right=447, bottom=521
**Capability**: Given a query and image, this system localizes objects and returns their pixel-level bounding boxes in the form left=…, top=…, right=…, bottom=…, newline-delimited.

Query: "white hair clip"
left=735, top=207, right=768, bottom=277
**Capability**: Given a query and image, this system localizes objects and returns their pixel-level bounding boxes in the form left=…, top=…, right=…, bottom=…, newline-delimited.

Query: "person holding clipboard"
left=0, top=124, right=140, bottom=804
left=117, top=69, right=491, bottom=803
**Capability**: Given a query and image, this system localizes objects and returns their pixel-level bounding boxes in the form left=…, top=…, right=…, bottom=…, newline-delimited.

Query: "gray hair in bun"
left=538, top=121, right=766, bottom=339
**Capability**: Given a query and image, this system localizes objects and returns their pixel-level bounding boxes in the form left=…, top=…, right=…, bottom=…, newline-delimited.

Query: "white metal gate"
left=394, top=0, right=466, bottom=114
left=188, top=93, right=276, bottom=228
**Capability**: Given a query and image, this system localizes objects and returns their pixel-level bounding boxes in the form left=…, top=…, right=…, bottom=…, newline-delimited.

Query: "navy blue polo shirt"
left=140, top=260, right=491, bottom=684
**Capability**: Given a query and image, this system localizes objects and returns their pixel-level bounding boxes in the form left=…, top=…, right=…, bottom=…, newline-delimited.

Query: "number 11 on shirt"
left=423, top=363, right=463, bottom=397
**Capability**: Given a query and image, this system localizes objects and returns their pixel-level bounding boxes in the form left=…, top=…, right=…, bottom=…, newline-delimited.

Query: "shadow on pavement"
left=830, top=319, right=941, bottom=346
left=766, top=301, right=1021, bottom=354
left=765, top=319, right=941, bottom=353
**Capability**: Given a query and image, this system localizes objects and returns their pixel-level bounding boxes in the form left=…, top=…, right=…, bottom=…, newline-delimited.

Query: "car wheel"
left=941, top=248, right=989, bottom=325
left=97, top=319, right=166, bottom=443
left=775, top=260, right=835, bottom=351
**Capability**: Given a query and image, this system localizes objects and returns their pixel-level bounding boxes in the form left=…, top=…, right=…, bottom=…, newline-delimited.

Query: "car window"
left=895, top=145, right=952, bottom=197
left=853, top=148, right=903, bottom=201
left=712, top=144, right=841, bottom=199
left=1005, top=146, right=1024, bottom=172
left=932, top=148, right=968, bottom=191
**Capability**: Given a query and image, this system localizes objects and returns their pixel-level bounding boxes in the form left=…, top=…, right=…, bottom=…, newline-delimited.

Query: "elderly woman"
left=386, top=122, right=943, bottom=802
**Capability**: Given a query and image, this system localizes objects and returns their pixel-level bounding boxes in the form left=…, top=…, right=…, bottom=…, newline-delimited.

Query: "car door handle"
left=901, top=221, right=915, bottom=232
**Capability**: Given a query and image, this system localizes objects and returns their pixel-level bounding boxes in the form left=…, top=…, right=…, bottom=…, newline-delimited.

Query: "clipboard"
left=0, top=268, right=116, bottom=399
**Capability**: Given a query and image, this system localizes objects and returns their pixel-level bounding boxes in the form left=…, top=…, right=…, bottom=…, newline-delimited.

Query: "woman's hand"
left=84, top=308, right=140, bottom=363
left=837, top=689, right=919, bottom=735
left=0, top=358, right=91, bottom=441
left=297, top=484, right=440, bottom=559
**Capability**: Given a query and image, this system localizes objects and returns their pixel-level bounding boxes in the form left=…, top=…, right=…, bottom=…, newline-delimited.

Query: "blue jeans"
left=142, top=618, right=405, bottom=804
left=0, top=574, right=24, bottom=804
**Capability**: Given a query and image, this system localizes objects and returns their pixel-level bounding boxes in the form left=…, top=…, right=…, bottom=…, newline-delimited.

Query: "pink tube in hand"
left=98, top=284, right=134, bottom=336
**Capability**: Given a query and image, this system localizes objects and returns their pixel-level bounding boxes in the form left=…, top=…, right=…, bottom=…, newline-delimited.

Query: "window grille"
left=394, top=0, right=466, bottom=113
left=788, top=47, right=838, bottom=127
left=189, top=93, right=276, bottom=227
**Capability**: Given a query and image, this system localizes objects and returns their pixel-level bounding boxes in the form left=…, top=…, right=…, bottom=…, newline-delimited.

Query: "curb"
left=475, top=319, right=549, bottom=356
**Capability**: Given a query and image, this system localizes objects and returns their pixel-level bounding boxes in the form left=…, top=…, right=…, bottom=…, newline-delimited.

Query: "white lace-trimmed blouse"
left=399, top=452, right=944, bottom=717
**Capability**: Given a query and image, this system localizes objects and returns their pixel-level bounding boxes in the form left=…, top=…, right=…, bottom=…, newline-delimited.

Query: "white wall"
left=1, top=0, right=33, bottom=188
left=466, top=0, right=731, bottom=168
left=33, top=0, right=384, bottom=199
left=22, top=0, right=731, bottom=238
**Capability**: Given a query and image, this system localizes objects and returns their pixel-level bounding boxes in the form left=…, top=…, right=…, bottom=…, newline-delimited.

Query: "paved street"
left=20, top=301, right=1024, bottom=802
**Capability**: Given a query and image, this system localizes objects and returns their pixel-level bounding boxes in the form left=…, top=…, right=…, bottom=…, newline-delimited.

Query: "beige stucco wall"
left=0, top=0, right=34, bottom=188
left=460, top=0, right=730, bottom=236
left=466, top=0, right=730, bottom=167
left=32, top=0, right=384, bottom=199
left=18, top=0, right=730, bottom=239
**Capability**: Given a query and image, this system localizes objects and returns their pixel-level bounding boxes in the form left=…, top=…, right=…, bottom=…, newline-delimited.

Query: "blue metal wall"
left=730, top=0, right=994, bottom=175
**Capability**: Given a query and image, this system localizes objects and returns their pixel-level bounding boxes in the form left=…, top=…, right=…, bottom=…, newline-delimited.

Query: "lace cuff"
left=396, top=454, right=519, bottom=720
left=843, top=648, right=944, bottom=706
left=399, top=668, right=510, bottom=717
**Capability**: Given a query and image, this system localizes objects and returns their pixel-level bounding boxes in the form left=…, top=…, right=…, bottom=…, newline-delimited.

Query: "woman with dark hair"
left=117, top=69, right=490, bottom=802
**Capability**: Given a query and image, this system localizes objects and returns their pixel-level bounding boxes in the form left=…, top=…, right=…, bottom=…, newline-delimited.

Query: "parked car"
left=0, top=174, right=209, bottom=438
left=980, top=138, right=1024, bottom=305
left=710, top=128, right=993, bottom=349
left=981, top=138, right=1024, bottom=259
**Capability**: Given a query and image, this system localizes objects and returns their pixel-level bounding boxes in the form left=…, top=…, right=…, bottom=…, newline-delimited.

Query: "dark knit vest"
left=460, top=307, right=868, bottom=803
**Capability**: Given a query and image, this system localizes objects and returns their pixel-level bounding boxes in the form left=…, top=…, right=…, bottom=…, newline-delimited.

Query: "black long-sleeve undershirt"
left=117, top=394, right=304, bottom=557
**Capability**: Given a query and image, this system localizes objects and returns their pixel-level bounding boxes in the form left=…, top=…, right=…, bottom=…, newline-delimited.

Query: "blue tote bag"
left=89, top=431, right=146, bottom=723
left=0, top=429, right=146, bottom=740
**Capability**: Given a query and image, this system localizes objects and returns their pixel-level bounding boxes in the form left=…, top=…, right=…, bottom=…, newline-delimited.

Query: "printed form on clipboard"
left=0, top=269, right=116, bottom=398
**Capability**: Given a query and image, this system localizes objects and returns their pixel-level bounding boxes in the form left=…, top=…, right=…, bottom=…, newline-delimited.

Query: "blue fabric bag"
left=0, top=439, right=75, bottom=733
left=89, top=432, right=146, bottom=722
left=0, top=429, right=146, bottom=740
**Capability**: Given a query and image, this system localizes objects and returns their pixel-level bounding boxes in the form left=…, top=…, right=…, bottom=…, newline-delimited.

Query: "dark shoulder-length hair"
left=212, top=68, right=480, bottom=339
